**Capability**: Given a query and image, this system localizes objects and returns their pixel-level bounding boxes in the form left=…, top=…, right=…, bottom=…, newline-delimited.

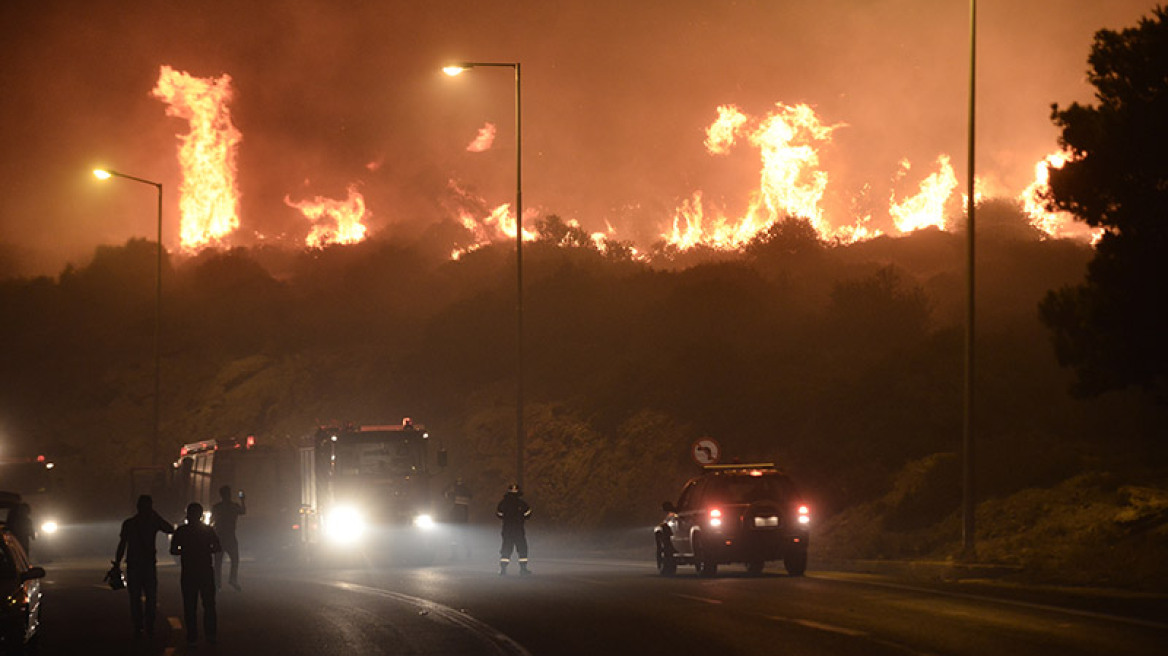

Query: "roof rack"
left=702, top=462, right=777, bottom=471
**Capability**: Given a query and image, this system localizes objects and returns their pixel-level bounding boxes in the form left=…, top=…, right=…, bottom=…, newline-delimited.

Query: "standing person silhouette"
left=210, top=485, right=246, bottom=591
left=444, top=476, right=473, bottom=559
left=114, top=495, right=174, bottom=638
left=496, top=484, right=532, bottom=576
left=170, top=502, right=221, bottom=646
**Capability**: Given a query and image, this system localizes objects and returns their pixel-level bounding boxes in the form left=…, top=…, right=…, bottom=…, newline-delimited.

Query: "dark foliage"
left=1041, top=6, right=1168, bottom=400
left=0, top=208, right=1163, bottom=524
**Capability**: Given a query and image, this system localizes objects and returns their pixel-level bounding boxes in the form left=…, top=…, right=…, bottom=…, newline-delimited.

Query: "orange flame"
left=1019, top=151, right=1099, bottom=241
left=285, top=185, right=369, bottom=248
left=666, top=103, right=857, bottom=250
left=467, top=122, right=497, bottom=152
left=889, top=155, right=958, bottom=233
left=152, top=66, right=242, bottom=252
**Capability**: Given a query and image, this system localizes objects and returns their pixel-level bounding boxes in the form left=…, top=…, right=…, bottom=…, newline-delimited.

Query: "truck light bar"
left=702, top=462, right=777, bottom=471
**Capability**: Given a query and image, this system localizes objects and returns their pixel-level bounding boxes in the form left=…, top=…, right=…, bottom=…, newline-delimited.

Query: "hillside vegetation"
left=1, top=207, right=1164, bottom=587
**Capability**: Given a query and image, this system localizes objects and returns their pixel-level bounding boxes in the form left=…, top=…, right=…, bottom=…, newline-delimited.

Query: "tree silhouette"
left=1040, top=7, right=1168, bottom=400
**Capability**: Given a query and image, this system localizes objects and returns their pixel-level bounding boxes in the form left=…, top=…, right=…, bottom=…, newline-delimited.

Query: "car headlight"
left=40, top=520, right=59, bottom=535
left=412, top=514, right=435, bottom=530
left=326, top=506, right=366, bottom=543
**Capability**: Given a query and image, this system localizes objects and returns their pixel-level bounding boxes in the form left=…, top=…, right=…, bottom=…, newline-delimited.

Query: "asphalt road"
left=27, top=551, right=1168, bottom=656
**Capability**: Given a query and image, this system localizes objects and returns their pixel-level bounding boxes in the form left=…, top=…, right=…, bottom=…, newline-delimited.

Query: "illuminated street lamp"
left=93, top=168, right=164, bottom=467
left=443, top=61, right=525, bottom=489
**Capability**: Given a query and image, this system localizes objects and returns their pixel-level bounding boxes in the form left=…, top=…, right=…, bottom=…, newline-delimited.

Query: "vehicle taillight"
left=797, top=505, right=811, bottom=525
left=709, top=508, right=723, bottom=528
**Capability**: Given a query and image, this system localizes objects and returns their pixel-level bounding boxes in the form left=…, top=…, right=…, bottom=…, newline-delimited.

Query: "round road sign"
left=692, top=438, right=721, bottom=465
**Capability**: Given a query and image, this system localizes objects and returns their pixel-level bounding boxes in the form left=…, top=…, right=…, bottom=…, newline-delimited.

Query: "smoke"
left=0, top=0, right=1158, bottom=276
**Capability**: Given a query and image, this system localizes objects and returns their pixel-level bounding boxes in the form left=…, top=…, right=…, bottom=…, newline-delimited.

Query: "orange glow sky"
left=0, top=0, right=1157, bottom=275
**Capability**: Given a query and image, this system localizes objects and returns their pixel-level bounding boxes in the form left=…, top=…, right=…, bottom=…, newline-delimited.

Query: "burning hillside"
left=152, top=66, right=1090, bottom=261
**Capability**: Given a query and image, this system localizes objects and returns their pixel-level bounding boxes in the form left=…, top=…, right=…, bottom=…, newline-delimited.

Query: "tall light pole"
left=94, top=168, right=164, bottom=467
left=962, top=0, right=978, bottom=561
left=443, top=61, right=525, bottom=489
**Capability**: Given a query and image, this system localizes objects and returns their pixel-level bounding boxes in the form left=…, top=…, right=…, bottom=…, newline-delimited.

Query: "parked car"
left=655, top=463, right=810, bottom=577
left=0, top=498, right=44, bottom=653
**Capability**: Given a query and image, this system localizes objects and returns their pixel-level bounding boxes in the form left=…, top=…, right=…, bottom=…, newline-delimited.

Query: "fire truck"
left=0, top=455, right=62, bottom=558
left=172, top=436, right=299, bottom=558
left=298, top=418, right=447, bottom=564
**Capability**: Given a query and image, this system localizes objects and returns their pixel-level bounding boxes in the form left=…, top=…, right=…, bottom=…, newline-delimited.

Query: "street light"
left=93, top=168, right=164, bottom=467
left=444, top=61, right=525, bottom=489
left=962, top=0, right=978, bottom=562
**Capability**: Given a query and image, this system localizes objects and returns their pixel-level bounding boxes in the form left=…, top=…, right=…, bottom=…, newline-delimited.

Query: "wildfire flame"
left=285, top=185, right=369, bottom=248
left=889, top=155, right=959, bottom=233
left=1018, top=151, right=1099, bottom=241
left=152, top=66, right=242, bottom=252
left=665, top=103, right=883, bottom=250
left=467, top=122, right=497, bottom=152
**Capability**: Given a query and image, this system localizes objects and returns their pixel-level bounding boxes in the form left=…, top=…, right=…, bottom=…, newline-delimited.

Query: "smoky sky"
left=0, top=0, right=1157, bottom=276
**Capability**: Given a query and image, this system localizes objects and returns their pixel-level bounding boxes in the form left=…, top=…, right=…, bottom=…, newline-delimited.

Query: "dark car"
left=0, top=505, right=44, bottom=653
left=654, top=463, right=810, bottom=577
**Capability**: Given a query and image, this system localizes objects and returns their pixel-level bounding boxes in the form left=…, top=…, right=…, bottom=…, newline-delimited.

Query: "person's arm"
left=155, top=511, right=175, bottom=535
left=238, top=493, right=246, bottom=516
left=209, top=527, right=222, bottom=554
left=115, top=535, right=127, bottom=564
left=169, top=528, right=182, bottom=556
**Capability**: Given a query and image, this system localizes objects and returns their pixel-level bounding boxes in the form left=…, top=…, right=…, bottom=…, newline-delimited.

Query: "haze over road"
left=33, top=542, right=1168, bottom=656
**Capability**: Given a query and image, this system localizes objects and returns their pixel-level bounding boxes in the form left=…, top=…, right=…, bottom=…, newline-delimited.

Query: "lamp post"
left=962, top=0, right=978, bottom=561
left=444, top=61, right=525, bottom=489
left=94, top=168, right=164, bottom=468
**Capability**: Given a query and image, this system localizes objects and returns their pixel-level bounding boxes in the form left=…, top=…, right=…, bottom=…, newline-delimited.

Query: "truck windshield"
left=335, top=436, right=421, bottom=478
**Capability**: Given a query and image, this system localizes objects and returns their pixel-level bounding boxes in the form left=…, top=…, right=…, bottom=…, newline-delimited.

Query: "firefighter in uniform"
left=496, top=484, right=532, bottom=575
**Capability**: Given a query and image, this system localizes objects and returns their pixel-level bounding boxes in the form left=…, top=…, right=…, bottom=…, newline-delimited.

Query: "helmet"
left=104, top=561, right=125, bottom=590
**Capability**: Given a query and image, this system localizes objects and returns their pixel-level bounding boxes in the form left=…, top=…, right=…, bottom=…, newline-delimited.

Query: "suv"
left=655, top=464, right=810, bottom=577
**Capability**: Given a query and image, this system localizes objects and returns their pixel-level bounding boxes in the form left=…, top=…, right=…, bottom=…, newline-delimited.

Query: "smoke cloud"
left=0, top=0, right=1156, bottom=276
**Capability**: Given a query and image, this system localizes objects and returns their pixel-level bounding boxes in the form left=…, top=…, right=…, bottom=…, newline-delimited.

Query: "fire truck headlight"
left=40, top=520, right=59, bottom=535
left=326, top=506, right=366, bottom=543
left=413, top=514, right=435, bottom=531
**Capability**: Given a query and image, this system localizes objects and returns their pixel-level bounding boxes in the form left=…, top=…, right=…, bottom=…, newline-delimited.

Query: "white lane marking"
left=672, top=593, right=723, bottom=605
left=787, top=618, right=869, bottom=637
left=330, top=581, right=532, bottom=656
left=813, top=573, right=1168, bottom=631
left=765, top=615, right=937, bottom=656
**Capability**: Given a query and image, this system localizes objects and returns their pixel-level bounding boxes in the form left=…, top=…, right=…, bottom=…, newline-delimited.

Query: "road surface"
left=29, top=550, right=1168, bottom=655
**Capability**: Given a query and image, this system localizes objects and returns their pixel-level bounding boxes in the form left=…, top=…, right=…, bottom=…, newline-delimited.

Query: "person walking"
left=496, top=484, right=532, bottom=576
left=170, top=502, right=221, bottom=646
left=444, top=476, right=472, bottom=559
left=114, top=495, right=175, bottom=638
left=210, top=485, right=246, bottom=591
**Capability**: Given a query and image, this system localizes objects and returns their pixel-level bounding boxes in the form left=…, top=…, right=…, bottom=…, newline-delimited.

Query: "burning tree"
left=1039, top=7, right=1168, bottom=401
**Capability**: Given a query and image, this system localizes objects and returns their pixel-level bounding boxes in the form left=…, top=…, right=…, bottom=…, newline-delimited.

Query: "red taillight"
left=246, top=435, right=256, bottom=449
left=797, top=504, right=811, bottom=525
left=709, top=508, right=723, bottom=527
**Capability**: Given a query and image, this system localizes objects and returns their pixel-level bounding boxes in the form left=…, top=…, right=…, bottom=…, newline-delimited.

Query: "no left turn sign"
left=692, top=438, right=721, bottom=465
